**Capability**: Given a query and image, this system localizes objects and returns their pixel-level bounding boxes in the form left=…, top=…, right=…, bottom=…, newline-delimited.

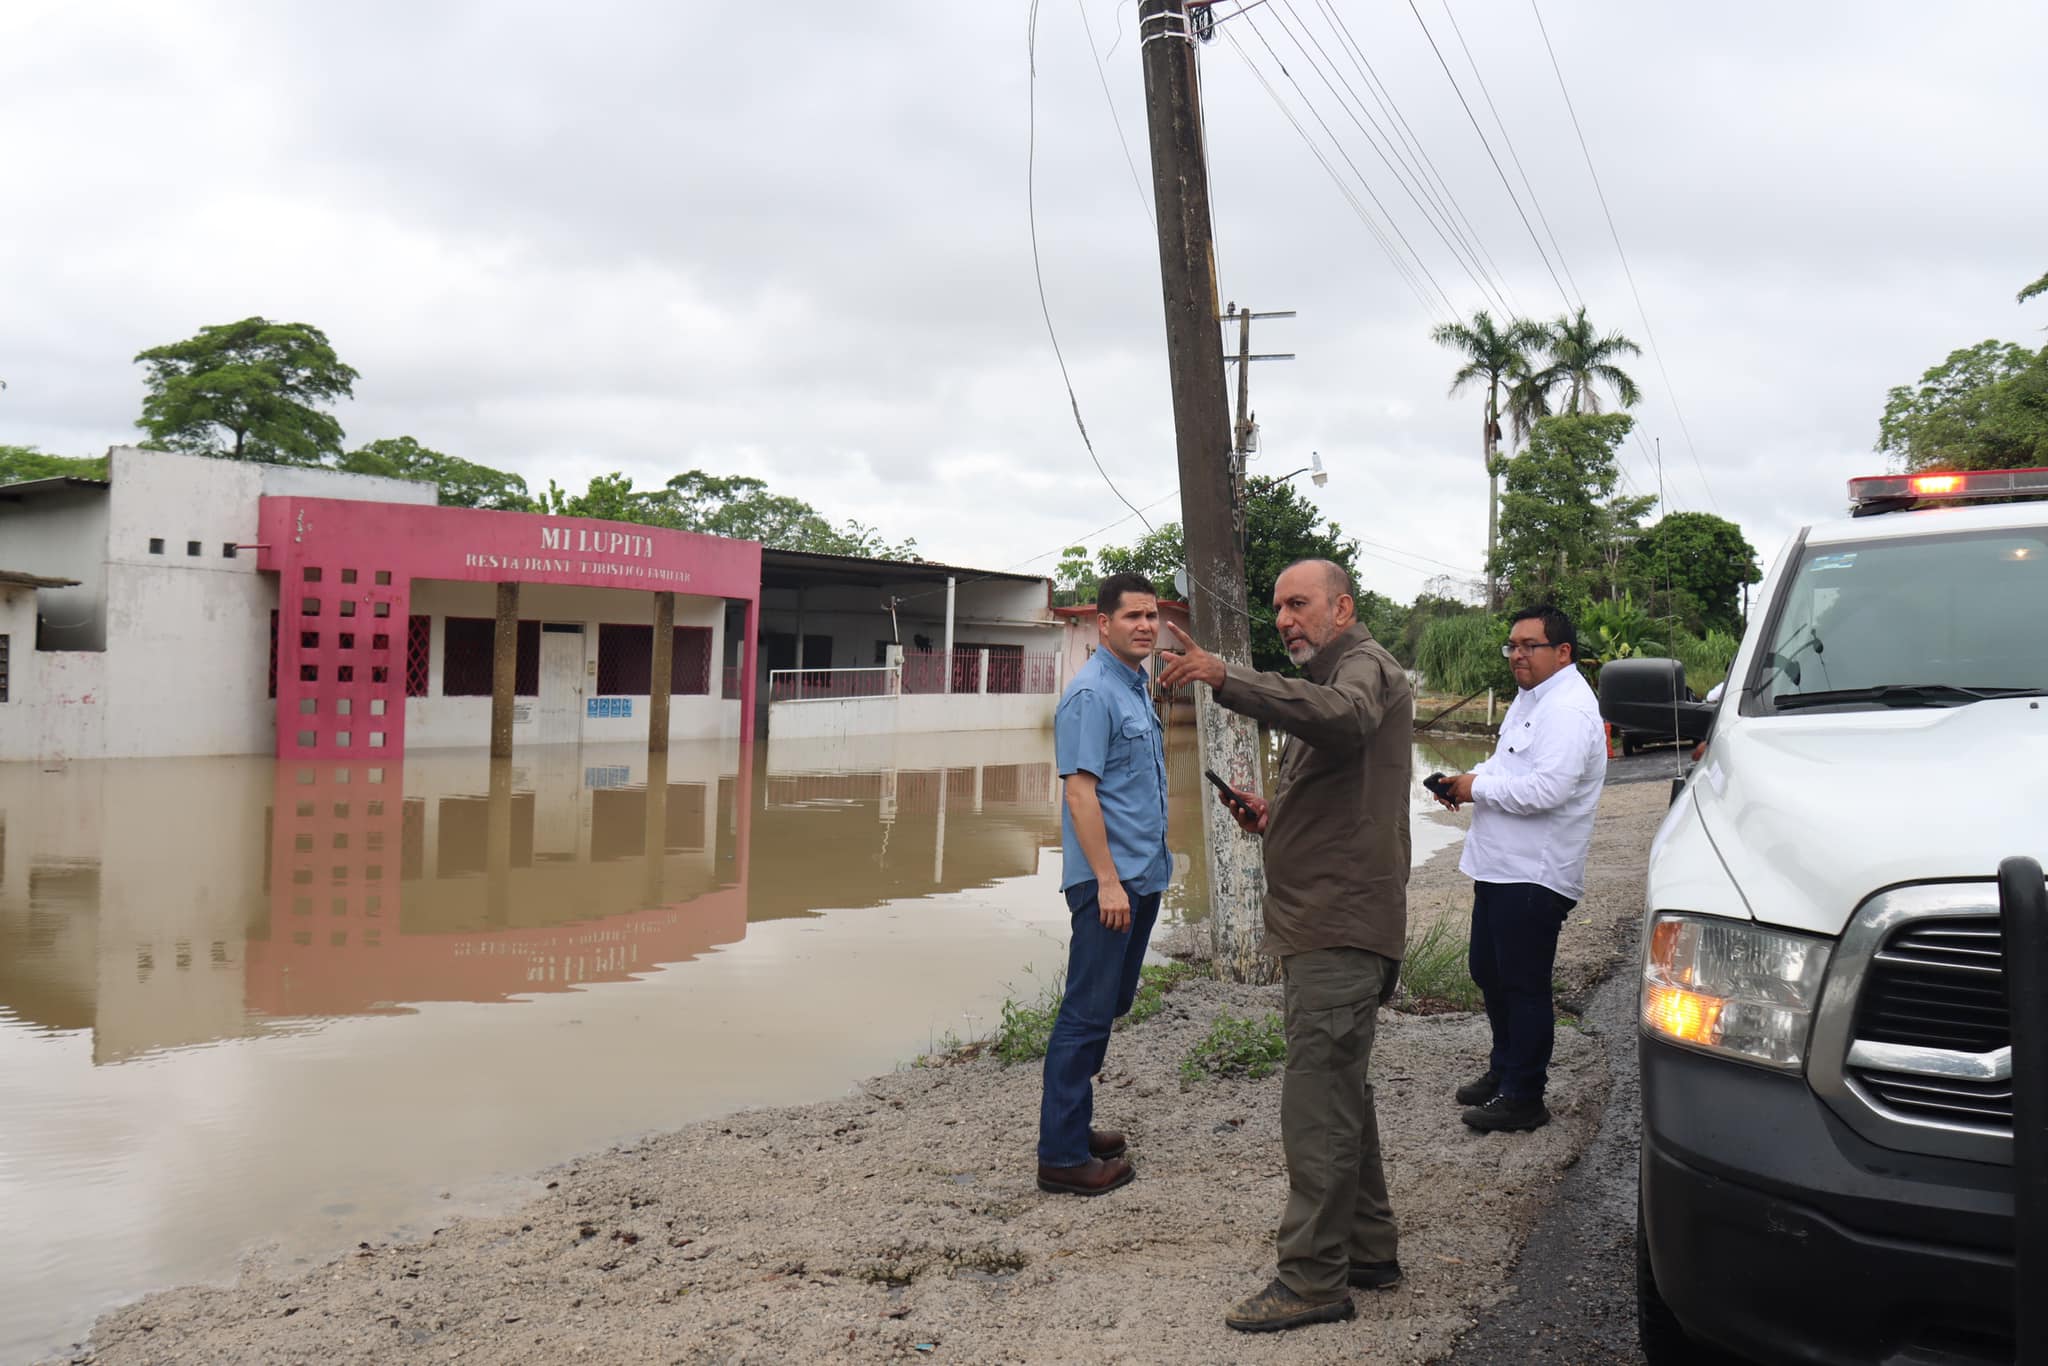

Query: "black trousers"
left=1467, top=880, right=1576, bottom=1100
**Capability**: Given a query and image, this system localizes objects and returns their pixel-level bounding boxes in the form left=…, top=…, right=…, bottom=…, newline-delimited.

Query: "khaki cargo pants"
left=1275, top=946, right=1399, bottom=1299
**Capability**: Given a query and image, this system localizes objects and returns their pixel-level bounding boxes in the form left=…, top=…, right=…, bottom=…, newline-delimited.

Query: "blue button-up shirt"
left=1055, top=647, right=1170, bottom=893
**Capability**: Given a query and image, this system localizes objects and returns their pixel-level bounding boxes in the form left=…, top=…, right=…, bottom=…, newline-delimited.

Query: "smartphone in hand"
left=1203, top=768, right=1256, bottom=820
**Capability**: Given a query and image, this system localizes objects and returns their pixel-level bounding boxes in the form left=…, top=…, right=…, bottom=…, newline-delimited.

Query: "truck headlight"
left=1641, top=914, right=1832, bottom=1070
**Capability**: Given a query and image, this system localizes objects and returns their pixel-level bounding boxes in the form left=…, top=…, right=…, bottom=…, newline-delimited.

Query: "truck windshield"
left=1750, top=526, right=2048, bottom=713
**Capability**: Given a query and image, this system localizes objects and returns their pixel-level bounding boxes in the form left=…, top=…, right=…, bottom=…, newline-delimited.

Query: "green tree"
left=543, top=469, right=916, bottom=558
left=1534, top=307, right=1643, bottom=415
left=1432, top=310, right=1545, bottom=604
left=0, top=445, right=109, bottom=483
left=1628, top=510, right=1760, bottom=635
left=1095, top=478, right=1373, bottom=673
left=2021, top=270, right=2047, bottom=306
left=134, top=318, right=359, bottom=464
left=338, top=436, right=536, bottom=510
left=1415, top=612, right=1512, bottom=695
left=1052, top=545, right=1099, bottom=607
left=1494, top=413, right=1644, bottom=610
left=1875, top=339, right=2048, bottom=472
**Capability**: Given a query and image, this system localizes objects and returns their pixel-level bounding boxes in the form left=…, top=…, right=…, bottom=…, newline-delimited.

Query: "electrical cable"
left=1404, top=0, right=1575, bottom=311
left=1439, top=0, right=1584, bottom=310
left=1260, top=0, right=1516, bottom=317
left=1531, top=0, right=1719, bottom=513
left=1076, top=0, right=1154, bottom=224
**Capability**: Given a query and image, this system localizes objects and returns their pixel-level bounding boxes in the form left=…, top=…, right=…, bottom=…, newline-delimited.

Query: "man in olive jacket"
left=1159, top=558, right=1413, bottom=1334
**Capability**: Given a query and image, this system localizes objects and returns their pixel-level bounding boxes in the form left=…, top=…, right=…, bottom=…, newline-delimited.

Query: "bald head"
left=1272, top=559, right=1357, bottom=665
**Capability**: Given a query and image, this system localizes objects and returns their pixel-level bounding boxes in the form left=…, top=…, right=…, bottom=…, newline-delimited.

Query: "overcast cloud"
left=4, top=1, right=2045, bottom=602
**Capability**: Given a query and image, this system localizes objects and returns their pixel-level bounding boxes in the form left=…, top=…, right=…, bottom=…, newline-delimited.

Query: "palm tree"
left=1537, top=307, right=1643, bottom=414
left=1431, top=310, right=1545, bottom=605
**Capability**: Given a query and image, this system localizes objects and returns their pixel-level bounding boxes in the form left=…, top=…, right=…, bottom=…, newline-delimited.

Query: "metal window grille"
left=597, top=625, right=715, bottom=695
left=0, top=632, right=9, bottom=702
left=722, top=664, right=743, bottom=700
left=405, top=615, right=431, bottom=697
left=268, top=611, right=279, bottom=699
left=441, top=619, right=541, bottom=696
left=598, top=624, right=653, bottom=695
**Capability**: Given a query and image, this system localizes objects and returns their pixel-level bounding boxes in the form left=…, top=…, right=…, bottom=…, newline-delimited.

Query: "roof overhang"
left=0, top=475, right=111, bottom=503
left=0, top=569, right=83, bottom=590
left=760, top=548, right=1048, bottom=592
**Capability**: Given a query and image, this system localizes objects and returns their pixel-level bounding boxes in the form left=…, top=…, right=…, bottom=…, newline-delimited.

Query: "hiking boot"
left=1224, top=1278, right=1356, bottom=1333
left=1462, top=1092, right=1550, bottom=1133
left=1088, top=1128, right=1127, bottom=1160
left=1454, top=1069, right=1501, bottom=1106
left=1348, top=1259, right=1403, bottom=1290
left=1035, top=1155, right=1135, bottom=1197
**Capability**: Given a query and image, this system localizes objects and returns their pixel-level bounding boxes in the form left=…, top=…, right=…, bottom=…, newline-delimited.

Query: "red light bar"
left=1849, top=467, right=2048, bottom=506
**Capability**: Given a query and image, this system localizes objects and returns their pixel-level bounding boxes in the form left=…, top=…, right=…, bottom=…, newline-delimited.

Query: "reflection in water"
left=0, top=723, right=1490, bottom=1363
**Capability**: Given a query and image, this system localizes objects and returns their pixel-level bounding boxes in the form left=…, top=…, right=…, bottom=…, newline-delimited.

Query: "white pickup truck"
left=1599, top=466, right=2048, bottom=1365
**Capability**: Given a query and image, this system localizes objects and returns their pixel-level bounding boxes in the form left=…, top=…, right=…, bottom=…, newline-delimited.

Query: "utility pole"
left=1138, top=0, right=1272, bottom=985
left=1224, top=302, right=1296, bottom=556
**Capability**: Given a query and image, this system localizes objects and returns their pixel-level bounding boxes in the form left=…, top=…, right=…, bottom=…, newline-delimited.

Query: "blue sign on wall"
left=586, top=696, right=634, bottom=719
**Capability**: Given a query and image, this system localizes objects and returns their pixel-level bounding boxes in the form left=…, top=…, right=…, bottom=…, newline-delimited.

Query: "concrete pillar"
left=884, top=642, right=904, bottom=695
left=933, top=767, right=948, bottom=884
left=484, top=756, right=513, bottom=928
left=794, top=588, right=806, bottom=677
left=642, top=748, right=669, bottom=907
left=491, top=582, right=518, bottom=759
left=648, top=591, right=674, bottom=752
left=942, top=576, right=956, bottom=694
left=740, top=596, right=761, bottom=742
left=977, top=648, right=990, bottom=695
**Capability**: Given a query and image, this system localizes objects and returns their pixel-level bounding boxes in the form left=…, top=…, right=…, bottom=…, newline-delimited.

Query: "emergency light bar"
left=1849, top=466, right=2048, bottom=510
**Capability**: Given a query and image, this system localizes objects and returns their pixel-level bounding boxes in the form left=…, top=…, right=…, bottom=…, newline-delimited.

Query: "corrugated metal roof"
left=0, top=475, right=111, bottom=500
left=0, top=569, right=82, bottom=589
left=760, top=547, right=1048, bottom=587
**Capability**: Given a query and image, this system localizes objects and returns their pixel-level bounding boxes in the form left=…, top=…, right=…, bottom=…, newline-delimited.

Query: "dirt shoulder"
left=63, top=785, right=1668, bottom=1366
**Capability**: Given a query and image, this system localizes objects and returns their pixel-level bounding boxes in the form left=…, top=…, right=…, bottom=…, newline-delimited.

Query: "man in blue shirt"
left=1037, top=572, right=1170, bottom=1197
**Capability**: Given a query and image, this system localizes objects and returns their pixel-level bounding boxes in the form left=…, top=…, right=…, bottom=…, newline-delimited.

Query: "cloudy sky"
left=4, top=1, right=2044, bottom=603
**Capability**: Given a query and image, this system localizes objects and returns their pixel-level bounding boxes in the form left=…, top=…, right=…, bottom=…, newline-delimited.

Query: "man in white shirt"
left=1437, top=605, right=1606, bottom=1133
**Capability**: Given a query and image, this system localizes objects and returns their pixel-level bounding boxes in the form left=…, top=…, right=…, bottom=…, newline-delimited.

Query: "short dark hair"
left=1510, top=604, right=1577, bottom=657
left=1097, top=572, right=1158, bottom=617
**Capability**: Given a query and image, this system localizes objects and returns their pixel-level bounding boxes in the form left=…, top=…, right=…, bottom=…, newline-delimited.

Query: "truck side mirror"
left=1600, top=657, right=1716, bottom=744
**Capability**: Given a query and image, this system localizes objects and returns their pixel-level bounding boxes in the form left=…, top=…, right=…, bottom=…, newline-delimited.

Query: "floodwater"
left=0, top=725, right=1490, bottom=1363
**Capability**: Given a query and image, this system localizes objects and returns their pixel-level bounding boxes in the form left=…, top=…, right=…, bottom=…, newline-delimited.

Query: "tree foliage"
left=543, top=470, right=917, bottom=558
left=1875, top=339, right=2048, bottom=472
left=1052, top=545, right=1098, bottom=607
left=1535, top=307, right=1642, bottom=415
left=1093, top=478, right=1383, bottom=673
left=1628, top=510, right=1760, bottom=636
left=134, top=318, right=359, bottom=464
left=0, top=445, right=109, bottom=484
left=1415, top=611, right=1513, bottom=695
left=1494, top=413, right=1645, bottom=610
left=2021, top=269, right=2048, bottom=306
left=339, top=436, right=536, bottom=510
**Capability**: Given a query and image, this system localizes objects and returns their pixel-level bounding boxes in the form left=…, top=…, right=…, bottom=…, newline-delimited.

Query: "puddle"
left=0, top=725, right=1481, bottom=1363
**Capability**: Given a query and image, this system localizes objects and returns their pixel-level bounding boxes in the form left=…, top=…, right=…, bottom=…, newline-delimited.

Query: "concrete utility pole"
left=1137, top=0, right=1272, bottom=985
left=1224, top=302, right=1296, bottom=556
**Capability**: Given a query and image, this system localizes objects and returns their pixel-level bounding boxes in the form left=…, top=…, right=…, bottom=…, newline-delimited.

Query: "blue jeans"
left=1468, top=880, right=1575, bottom=1100
left=1036, top=879, right=1162, bottom=1167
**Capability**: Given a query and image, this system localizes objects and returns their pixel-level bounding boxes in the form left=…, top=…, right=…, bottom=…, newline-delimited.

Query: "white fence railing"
left=767, top=666, right=899, bottom=704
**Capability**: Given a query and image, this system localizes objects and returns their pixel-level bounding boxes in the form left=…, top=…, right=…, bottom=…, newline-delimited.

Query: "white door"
left=536, top=627, right=585, bottom=746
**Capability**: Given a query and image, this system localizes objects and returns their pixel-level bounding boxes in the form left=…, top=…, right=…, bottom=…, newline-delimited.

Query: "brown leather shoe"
left=1036, top=1156, right=1135, bottom=1197
left=1088, top=1128, right=1127, bottom=1160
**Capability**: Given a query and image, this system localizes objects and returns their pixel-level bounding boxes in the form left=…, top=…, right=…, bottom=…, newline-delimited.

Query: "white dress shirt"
left=1458, top=663, right=1608, bottom=900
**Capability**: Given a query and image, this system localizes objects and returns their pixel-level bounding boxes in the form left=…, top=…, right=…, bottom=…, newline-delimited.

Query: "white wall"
left=405, top=580, right=736, bottom=749
left=0, top=484, right=111, bottom=650
left=0, top=647, right=107, bottom=761
left=767, top=690, right=1055, bottom=741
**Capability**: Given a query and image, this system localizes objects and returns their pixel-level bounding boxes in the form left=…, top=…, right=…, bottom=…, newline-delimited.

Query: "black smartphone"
left=1203, top=769, right=1254, bottom=816
left=1424, top=771, right=1458, bottom=805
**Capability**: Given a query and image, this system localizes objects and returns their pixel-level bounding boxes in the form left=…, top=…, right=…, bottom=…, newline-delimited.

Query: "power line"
left=1531, top=0, right=1719, bottom=513
left=1002, top=490, right=1184, bottom=572
left=1261, top=0, right=1516, bottom=318
left=1026, top=0, right=1158, bottom=535
left=1439, top=0, right=1584, bottom=310
left=1312, top=0, right=1519, bottom=323
left=1220, top=24, right=1454, bottom=319
left=1404, top=0, right=1575, bottom=311
left=1076, top=0, right=1153, bottom=224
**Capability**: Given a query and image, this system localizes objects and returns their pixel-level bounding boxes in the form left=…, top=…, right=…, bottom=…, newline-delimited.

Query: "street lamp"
left=1275, top=451, right=1328, bottom=487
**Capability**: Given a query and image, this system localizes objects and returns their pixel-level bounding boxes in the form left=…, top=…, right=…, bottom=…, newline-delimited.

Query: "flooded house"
left=0, top=447, right=1064, bottom=763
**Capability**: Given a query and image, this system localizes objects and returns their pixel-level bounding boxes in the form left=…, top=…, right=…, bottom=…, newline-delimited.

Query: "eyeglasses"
left=1500, top=641, right=1563, bottom=657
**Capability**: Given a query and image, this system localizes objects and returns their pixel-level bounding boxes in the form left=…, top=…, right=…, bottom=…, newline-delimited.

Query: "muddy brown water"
left=0, top=726, right=1491, bottom=1363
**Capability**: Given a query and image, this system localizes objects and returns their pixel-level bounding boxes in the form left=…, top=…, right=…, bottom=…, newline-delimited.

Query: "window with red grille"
left=442, top=618, right=540, bottom=696
left=598, top=625, right=714, bottom=695
left=405, top=615, right=432, bottom=697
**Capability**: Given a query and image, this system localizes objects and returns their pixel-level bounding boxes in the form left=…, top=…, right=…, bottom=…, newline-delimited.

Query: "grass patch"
left=989, top=965, right=1063, bottom=1066
left=1119, top=961, right=1204, bottom=1030
left=1395, top=915, right=1483, bottom=1014
left=1179, top=1011, right=1287, bottom=1085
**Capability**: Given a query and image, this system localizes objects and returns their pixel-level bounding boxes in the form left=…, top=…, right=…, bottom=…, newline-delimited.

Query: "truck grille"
left=1849, top=914, right=2011, bottom=1132
left=1852, top=1068, right=2015, bottom=1126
